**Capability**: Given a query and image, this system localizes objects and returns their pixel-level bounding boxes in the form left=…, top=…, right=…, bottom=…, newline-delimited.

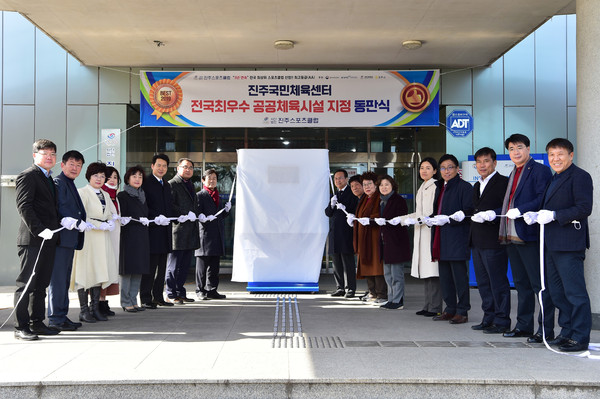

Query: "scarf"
left=499, top=161, right=528, bottom=244
left=102, top=184, right=119, bottom=212
left=379, top=192, right=393, bottom=216
left=123, top=184, right=146, bottom=204
left=204, top=185, right=219, bottom=207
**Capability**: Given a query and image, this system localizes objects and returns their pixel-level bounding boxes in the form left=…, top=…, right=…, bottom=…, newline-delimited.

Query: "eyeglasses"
left=440, top=166, right=456, bottom=171
left=508, top=145, right=527, bottom=152
left=179, top=165, right=194, bottom=170
left=36, top=151, right=56, bottom=158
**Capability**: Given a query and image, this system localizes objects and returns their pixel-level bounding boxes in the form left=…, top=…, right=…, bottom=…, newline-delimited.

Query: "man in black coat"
left=469, top=147, right=511, bottom=334
left=325, top=169, right=358, bottom=298
left=14, top=139, right=61, bottom=340
left=48, top=150, right=86, bottom=331
left=140, top=154, right=175, bottom=308
left=195, top=169, right=231, bottom=300
left=166, top=158, right=200, bottom=304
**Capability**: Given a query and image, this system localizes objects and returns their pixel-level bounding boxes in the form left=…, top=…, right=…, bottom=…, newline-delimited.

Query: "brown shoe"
left=167, top=297, right=184, bottom=305
left=449, top=314, right=468, bottom=324
left=432, top=312, right=454, bottom=321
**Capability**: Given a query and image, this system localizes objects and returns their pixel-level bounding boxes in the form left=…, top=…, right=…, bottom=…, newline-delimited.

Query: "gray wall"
left=0, top=12, right=576, bottom=285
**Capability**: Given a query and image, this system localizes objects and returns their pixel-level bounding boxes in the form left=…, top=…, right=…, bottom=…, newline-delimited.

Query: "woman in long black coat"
left=117, top=166, right=150, bottom=312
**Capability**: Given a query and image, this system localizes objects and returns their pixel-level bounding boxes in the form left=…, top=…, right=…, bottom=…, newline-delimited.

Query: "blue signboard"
left=446, top=110, right=473, bottom=137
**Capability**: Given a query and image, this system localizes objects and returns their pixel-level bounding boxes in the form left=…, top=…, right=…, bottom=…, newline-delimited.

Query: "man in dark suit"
left=325, top=169, right=358, bottom=298
left=469, top=147, right=511, bottom=334
left=166, top=158, right=199, bottom=304
left=195, top=168, right=231, bottom=300
left=140, top=154, right=175, bottom=308
left=14, top=139, right=62, bottom=340
left=499, top=133, right=555, bottom=342
left=48, top=150, right=86, bottom=331
left=532, top=138, right=593, bottom=352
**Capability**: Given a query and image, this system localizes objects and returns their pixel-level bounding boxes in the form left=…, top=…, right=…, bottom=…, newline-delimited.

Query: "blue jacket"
left=541, top=164, right=592, bottom=252
left=508, top=157, right=552, bottom=242
left=54, top=172, right=86, bottom=250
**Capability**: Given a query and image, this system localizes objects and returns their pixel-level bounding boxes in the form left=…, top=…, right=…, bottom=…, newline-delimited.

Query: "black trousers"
left=196, top=255, right=220, bottom=293
left=14, top=244, right=56, bottom=329
left=140, top=253, right=168, bottom=304
left=438, top=260, right=471, bottom=316
left=331, top=252, right=356, bottom=291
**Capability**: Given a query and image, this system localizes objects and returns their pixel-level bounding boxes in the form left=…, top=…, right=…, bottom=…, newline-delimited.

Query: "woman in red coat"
left=375, top=175, right=411, bottom=309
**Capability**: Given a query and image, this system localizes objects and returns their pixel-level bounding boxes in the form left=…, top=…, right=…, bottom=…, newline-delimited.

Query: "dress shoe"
left=180, top=296, right=196, bottom=303
left=449, top=314, right=468, bottom=324
left=29, top=322, right=60, bottom=336
left=416, top=310, right=428, bottom=316
left=134, top=306, right=145, bottom=312
left=502, top=328, right=533, bottom=338
left=559, top=339, right=589, bottom=352
left=359, top=293, right=373, bottom=301
left=471, top=322, right=492, bottom=331
left=154, top=300, right=174, bottom=307
left=167, top=297, right=184, bottom=305
left=122, top=306, right=138, bottom=313
left=547, top=335, right=570, bottom=346
left=330, top=289, right=345, bottom=297
left=526, top=332, right=554, bottom=343
left=206, top=291, right=226, bottom=300
left=49, top=321, right=78, bottom=331
left=345, top=290, right=355, bottom=298
left=383, top=302, right=404, bottom=310
left=432, top=312, right=454, bottom=321
left=422, top=311, right=439, bottom=317
left=15, top=328, right=38, bottom=341
left=65, top=317, right=83, bottom=328
left=483, top=325, right=510, bottom=334
left=142, top=302, right=157, bottom=309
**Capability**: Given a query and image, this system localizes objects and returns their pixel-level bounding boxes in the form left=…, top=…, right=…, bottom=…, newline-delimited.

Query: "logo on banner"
left=400, top=83, right=430, bottom=113
left=149, top=79, right=183, bottom=119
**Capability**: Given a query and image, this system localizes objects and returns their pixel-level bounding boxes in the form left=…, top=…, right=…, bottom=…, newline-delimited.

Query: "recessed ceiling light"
left=274, top=40, right=294, bottom=50
left=402, top=40, right=422, bottom=50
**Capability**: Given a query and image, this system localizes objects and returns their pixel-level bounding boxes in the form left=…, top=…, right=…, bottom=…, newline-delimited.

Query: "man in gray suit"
left=166, top=158, right=200, bottom=304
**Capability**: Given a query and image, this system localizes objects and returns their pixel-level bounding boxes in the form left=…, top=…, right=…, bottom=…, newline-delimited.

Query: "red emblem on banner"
left=400, top=83, right=430, bottom=113
left=149, top=79, right=183, bottom=119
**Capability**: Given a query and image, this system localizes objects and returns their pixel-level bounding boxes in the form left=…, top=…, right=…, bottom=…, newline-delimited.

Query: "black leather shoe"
left=330, top=289, right=345, bottom=297
left=49, top=322, right=78, bottom=331
left=15, top=328, right=38, bottom=341
left=502, top=328, right=533, bottom=338
left=483, top=325, right=510, bottom=334
left=527, top=332, right=554, bottom=343
left=345, top=290, right=355, bottom=298
left=206, top=291, right=226, bottom=299
left=559, top=340, right=589, bottom=352
left=547, top=335, right=570, bottom=346
left=180, top=296, right=196, bottom=303
left=416, top=310, right=428, bottom=316
left=65, top=317, right=83, bottom=328
left=143, top=302, right=157, bottom=309
left=122, top=306, right=138, bottom=313
left=30, top=322, right=60, bottom=336
left=422, top=311, right=439, bottom=317
left=155, top=300, right=174, bottom=307
left=471, top=322, right=492, bottom=331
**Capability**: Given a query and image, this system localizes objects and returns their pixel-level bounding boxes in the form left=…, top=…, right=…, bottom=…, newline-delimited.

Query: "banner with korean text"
left=140, top=70, right=439, bottom=128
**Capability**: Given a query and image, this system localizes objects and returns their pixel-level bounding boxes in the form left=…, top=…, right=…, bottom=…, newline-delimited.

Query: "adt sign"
left=446, top=110, right=473, bottom=137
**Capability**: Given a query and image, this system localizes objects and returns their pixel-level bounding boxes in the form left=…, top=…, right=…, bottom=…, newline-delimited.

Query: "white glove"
left=98, top=222, right=110, bottom=231
left=119, top=217, right=131, bottom=226
left=346, top=213, right=356, bottom=227
left=111, top=213, right=120, bottom=221
left=206, top=215, right=217, bottom=222
left=106, top=220, right=116, bottom=231
left=422, top=216, right=434, bottom=227
left=61, top=217, right=79, bottom=230
left=224, top=202, right=232, bottom=212
left=450, top=210, right=465, bottom=222
left=523, top=211, right=538, bottom=225
left=482, top=210, right=496, bottom=222
left=335, top=203, right=346, bottom=211
left=187, top=211, right=198, bottom=222
left=330, top=195, right=338, bottom=208
left=403, top=217, right=417, bottom=226
left=374, top=218, right=386, bottom=226
left=471, top=212, right=485, bottom=224
left=431, top=215, right=450, bottom=226
left=139, top=217, right=150, bottom=226
left=78, top=221, right=93, bottom=232
left=38, top=228, right=54, bottom=240
left=177, top=214, right=188, bottom=223
left=154, top=215, right=170, bottom=226
left=388, top=216, right=402, bottom=226
left=506, top=208, right=521, bottom=220
left=357, top=217, right=370, bottom=226
left=537, top=209, right=555, bottom=225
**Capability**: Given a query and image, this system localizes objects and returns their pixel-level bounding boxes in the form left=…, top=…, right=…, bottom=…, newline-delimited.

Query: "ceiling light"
left=282, top=140, right=290, bottom=145
left=402, top=40, right=422, bottom=50
left=274, top=40, right=294, bottom=50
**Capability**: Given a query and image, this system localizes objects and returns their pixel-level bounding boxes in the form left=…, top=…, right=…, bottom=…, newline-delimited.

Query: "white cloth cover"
left=232, top=149, right=329, bottom=283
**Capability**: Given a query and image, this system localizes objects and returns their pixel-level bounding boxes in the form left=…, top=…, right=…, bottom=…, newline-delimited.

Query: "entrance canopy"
left=0, top=0, right=575, bottom=68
